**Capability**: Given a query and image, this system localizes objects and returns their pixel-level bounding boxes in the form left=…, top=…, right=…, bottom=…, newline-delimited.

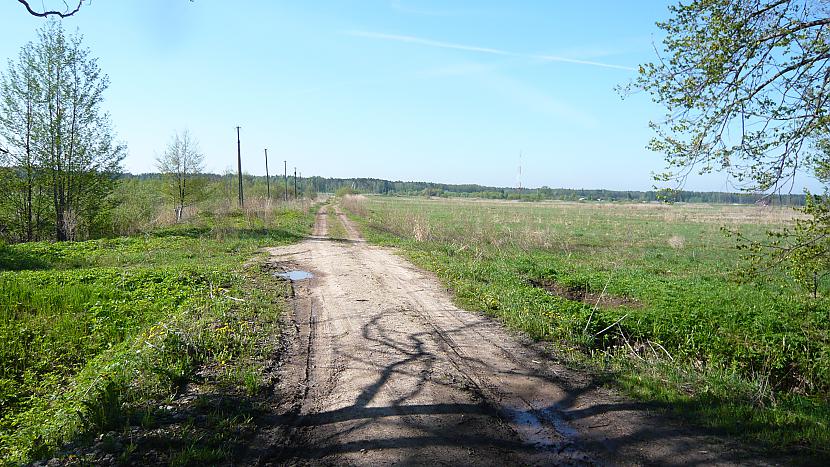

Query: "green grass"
left=326, top=203, right=349, bottom=240
left=0, top=204, right=314, bottom=464
left=342, top=195, right=830, bottom=456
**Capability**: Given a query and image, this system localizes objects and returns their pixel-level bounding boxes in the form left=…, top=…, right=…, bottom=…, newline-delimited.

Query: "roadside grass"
left=0, top=202, right=314, bottom=465
left=342, top=195, right=830, bottom=456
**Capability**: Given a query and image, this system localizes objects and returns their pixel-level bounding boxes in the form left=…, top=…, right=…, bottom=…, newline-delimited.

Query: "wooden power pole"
left=294, top=167, right=297, bottom=199
left=236, top=126, right=244, bottom=208
left=264, top=148, right=270, bottom=200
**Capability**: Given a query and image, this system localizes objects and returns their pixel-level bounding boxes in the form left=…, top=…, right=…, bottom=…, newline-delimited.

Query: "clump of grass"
left=339, top=194, right=368, bottom=217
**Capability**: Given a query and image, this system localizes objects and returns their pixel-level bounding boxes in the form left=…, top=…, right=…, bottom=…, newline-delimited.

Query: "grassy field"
left=342, top=195, right=829, bottom=454
left=0, top=199, right=314, bottom=464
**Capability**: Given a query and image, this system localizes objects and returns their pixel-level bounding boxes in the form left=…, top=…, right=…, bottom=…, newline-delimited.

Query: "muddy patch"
left=529, top=279, right=640, bottom=308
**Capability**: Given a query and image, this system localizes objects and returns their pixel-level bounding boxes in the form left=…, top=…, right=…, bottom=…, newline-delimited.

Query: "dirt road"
left=258, top=205, right=762, bottom=465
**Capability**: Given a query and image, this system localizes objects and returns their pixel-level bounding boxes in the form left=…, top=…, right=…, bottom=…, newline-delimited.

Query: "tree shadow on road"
left=257, top=309, right=800, bottom=465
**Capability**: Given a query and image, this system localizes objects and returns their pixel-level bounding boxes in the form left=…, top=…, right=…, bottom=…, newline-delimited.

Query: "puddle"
left=504, top=408, right=559, bottom=448
left=502, top=404, right=578, bottom=450
left=275, top=270, right=314, bottom=281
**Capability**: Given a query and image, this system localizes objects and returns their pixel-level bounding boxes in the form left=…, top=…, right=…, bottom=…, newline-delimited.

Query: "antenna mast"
left=517, top=151, right=523, bottom=192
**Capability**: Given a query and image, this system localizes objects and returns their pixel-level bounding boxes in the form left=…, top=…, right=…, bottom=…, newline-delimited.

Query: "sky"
left=0, top=0, right=816, bottom=192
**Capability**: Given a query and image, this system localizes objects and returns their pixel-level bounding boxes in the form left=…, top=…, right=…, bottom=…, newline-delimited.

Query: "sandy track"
left=259, top=205, right=764, bottom=466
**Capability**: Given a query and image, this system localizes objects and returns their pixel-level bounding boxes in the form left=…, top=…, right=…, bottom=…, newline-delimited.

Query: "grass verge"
left=0, top=205, right=314, bottom=465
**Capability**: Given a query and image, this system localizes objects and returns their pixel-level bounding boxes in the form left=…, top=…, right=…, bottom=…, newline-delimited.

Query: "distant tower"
left=517, top=151, right=523, bottom=192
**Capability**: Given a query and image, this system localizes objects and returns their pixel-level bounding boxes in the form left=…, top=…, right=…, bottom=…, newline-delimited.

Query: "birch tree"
left=0, top=41, right=49, bottom=242
left=0, top=20, right=124, bottom=242
left=156, top=130, right=206, bottom=221
left=34, top=21, right=124, bottom=240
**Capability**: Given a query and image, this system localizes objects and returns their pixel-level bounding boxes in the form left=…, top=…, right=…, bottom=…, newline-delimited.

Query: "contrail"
left=345, top=31, right=510, bottom=56
left=345, top=30, right=636, bottom=71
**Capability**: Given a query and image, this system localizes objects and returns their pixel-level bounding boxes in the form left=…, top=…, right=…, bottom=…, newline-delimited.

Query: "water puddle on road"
left=275, top=270, right=314, bottom=281
left=501, top=405, right=578, bottom=450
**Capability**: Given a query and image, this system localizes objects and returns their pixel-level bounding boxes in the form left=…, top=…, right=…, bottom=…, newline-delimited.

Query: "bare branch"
left=16, top=0, right=83, bottom=18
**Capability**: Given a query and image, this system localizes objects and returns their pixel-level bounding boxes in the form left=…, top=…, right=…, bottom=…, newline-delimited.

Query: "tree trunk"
left=24, top=95, right=34, bottom=242
left=54, top=60, right=66, bottom=241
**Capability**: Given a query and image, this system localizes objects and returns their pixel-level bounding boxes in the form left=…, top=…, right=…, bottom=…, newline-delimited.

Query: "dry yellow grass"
left=345, top=196, right=801, bottom=265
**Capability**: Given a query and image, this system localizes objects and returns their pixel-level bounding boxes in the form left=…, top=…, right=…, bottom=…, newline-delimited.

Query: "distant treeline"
left=126, top=173, right=806, bottom=206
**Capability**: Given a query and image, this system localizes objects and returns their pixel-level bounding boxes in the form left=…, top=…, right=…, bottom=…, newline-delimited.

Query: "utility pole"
left=264, top=148, right=270, bottom=200
left=236, top=126, right=244, bottom=208
left=284, top=161, right=288, bottom=201
left=294, top=167, right=298, bottom=199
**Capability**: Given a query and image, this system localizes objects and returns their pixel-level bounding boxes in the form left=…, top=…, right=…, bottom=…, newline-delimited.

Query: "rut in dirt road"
left=259, top=204, right=767, bottom=466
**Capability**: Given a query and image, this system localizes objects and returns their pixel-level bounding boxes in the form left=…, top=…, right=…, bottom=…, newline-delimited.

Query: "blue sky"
left=0, top=0, right=794, bottom=191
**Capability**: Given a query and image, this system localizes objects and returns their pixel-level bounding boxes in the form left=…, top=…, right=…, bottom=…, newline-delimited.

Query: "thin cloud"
left=345, top=30, right=636, bottom=72
left=535, top=55, right=636, bottom=71
left=416, top=62, right=499, bottom=78
left=345, top=31, right=509, bottom=56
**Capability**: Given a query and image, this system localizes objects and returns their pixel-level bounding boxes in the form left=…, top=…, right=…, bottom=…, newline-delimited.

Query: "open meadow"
left=342, top=195, right=830, bottom=453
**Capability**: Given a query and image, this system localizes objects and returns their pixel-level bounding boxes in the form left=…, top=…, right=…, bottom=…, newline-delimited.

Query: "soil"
left=528, top=279, right=641, bottom=309
left=252, top=205, right=772, bottom=466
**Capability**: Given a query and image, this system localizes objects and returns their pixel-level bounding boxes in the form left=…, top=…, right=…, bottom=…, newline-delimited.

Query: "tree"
left=156, top=129, right=206, bottom=221
left=735, top=143, right=830, bottom=296
left=34, top=21, right=124, bottom=240
left=303, top=180, right=317, bottom=200
left=0, top=41, right=50, bottom=242
left=0, top=21, right=124, bottom=242
left=632, top=0, right=830, bottom=193
left=632, top=1, right=830, bottom=295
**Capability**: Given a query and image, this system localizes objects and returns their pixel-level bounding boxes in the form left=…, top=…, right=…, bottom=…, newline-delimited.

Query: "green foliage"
left=736, top=192, right=830, bottom=298
left=102, top=177, right=165, bottom=236
left=630, top=0, right=830, bottom=192
left=0, top=205, right=313, bottom=464
left=0, top=240, right=47, bottom=271
left=335, top=186, right=358, bottom=197
left=0, top=20, right=124, bottom=243
left=303, top=181, right=317, bottom=200
left=156, top=130, right=208, bottom=222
